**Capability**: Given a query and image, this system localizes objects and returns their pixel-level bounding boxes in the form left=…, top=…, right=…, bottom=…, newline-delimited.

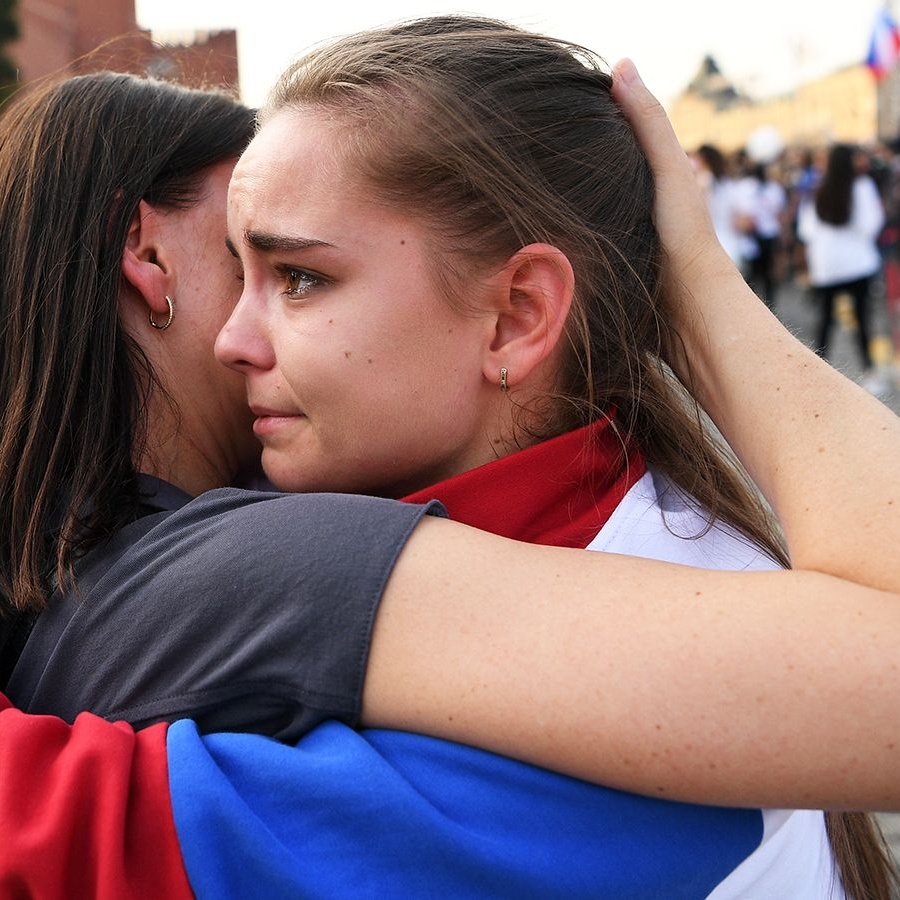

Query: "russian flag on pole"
left=867, top=8, right=900, bottom=80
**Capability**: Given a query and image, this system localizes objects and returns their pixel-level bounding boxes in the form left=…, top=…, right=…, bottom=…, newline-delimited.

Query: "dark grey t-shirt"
left=7, top=477, right=446, bottom=743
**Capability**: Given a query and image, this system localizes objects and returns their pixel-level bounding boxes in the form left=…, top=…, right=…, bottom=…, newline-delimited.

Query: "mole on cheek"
left=344, top=351, right=352, bottom=360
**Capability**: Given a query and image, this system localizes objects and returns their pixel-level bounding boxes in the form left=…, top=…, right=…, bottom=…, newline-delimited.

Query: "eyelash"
left=230, top=264, right=325, bottom=299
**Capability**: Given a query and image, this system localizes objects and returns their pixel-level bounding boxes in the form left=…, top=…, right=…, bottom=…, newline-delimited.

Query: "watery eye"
left=285, top=269, right=317, bottom=297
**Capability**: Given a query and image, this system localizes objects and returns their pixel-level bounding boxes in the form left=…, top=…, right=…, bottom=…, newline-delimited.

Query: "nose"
left=215, top=291, right=276, bottom=374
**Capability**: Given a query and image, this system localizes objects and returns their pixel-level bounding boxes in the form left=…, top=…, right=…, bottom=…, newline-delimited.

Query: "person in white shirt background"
left=692, top=143, right=750, bottom=272
left=737, top=159, right=787, bottom=309
left=798, top=142, right=889, bottom=397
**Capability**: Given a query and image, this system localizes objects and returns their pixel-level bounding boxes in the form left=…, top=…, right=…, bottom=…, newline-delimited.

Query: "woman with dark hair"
left=799, top=142, right=888, bottom=395
left=0, top=71, right=258, bottom=627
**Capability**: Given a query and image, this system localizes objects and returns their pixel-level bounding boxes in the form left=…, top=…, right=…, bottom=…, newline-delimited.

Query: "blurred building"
left=670, top=56, right=878, bottom=152
left=877, top=64, right=900, bottom=142
left=8, top=0, right=239, bottom=93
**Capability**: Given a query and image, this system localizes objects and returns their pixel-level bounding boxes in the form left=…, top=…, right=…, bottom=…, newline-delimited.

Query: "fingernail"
left=617, top=58, right=645, bottom=90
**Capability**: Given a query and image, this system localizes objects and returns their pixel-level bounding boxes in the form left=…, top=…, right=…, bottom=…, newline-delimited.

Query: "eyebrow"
left=243, top=230, right=333, bottom=253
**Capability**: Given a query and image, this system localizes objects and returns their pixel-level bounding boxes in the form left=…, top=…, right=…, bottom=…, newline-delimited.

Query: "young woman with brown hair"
left=217, top=17, right=900, bottom=896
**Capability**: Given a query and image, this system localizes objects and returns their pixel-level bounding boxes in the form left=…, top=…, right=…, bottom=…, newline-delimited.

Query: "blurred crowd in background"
left=691, top=137, right=900, bottom=399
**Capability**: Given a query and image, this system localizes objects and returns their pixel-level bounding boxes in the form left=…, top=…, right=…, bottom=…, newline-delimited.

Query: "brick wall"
left=8, top=0, right=238, bottom=94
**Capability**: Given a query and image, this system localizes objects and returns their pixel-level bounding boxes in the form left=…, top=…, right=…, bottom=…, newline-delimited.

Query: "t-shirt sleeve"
left=8, top=491, right=446, bottom=743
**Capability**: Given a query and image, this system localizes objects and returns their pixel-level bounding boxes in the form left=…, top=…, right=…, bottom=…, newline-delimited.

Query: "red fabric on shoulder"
left=0, top=693, right=192, bottom=899
left=403, top=418, right=646, bottom=548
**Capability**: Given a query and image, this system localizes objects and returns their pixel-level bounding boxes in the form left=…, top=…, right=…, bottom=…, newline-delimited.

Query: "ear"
left=120, top=200, right=173, bottom=321
left=483, top=243, right=574, bottom=391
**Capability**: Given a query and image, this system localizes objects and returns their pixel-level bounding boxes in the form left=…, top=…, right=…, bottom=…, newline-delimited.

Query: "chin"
left=260, top=453, right=317, bottom=495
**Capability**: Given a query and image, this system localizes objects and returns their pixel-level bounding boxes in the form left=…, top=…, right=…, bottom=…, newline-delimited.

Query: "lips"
left=248, top=405, right=304, bottom=439
left=248, top=404, right=298, bottom=418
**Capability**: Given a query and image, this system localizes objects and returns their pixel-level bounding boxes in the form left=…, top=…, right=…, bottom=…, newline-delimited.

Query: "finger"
left=610, top=58, right=693, bottom=184
left=611, top=58, right=722, bottom=256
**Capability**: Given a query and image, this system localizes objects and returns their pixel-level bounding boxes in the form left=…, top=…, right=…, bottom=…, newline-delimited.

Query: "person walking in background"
left=692, top=144, right=750, bottom=271
left=735, top=154, right=788, bottom=308
left=783, top=147, right=823, bottom=284
left=798, top=142, right=890, bottom=397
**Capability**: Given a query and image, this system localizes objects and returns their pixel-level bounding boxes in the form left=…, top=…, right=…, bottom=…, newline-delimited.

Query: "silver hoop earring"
left=149, top=295, right=175, bottom=331
left=499, top=366, right=509, bottom=393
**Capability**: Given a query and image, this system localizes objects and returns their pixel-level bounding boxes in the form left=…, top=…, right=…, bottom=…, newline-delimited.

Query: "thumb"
left=610, top=59, right=678, bottom=166
left=611, top=58, right=727, bottom=267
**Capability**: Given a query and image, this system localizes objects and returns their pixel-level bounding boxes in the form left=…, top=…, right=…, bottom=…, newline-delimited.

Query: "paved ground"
left=767, top=277, right=900, bottom=874
left=770, top=275, right=900, bottom=415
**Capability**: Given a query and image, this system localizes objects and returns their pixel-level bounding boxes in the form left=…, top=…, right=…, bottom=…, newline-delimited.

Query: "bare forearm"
left=680, top=267, right=900, bottom=588
left=364, top=518, right=900, bottom=811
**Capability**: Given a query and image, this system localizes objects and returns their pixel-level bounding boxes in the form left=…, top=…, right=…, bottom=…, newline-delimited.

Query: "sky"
left=134, top=1, right=892, bottom=110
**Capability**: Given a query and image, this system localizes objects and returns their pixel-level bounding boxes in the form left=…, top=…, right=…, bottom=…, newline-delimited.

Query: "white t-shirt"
left=701, top=174, right=750, bottom=265
left=798, top=176, right=885, bottom=286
